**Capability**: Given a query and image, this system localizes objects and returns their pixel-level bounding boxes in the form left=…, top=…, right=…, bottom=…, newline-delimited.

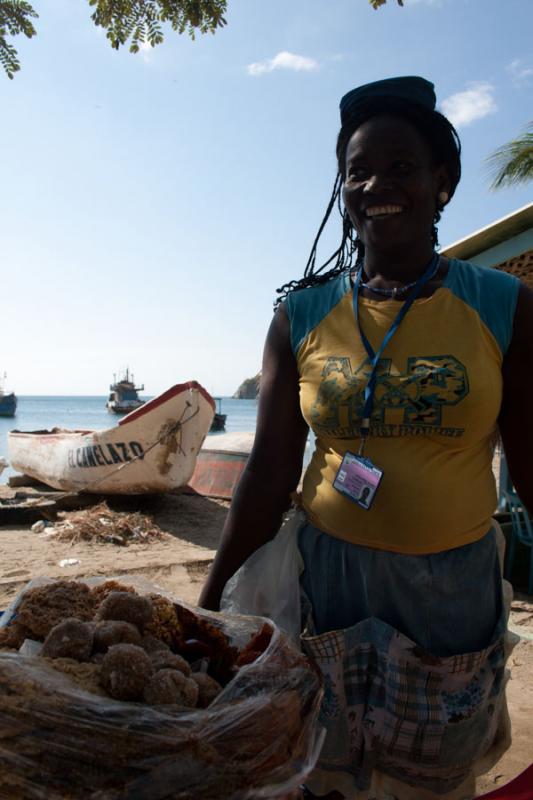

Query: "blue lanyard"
left=353, top=252, right=439, bottom=453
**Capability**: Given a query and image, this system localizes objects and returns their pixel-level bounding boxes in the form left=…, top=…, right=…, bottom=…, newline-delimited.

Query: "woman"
left=200, top=77, right=533, bottom=799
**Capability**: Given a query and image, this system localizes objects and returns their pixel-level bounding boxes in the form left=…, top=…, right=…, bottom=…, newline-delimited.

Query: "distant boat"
left=106, top=368, right=145, bottom=414
left=0, top=456, right=8, bottom=479
left=0, top=372, right=17, bottom=418
left=209, top=397, right=227, bottom=432
left=8, top=382, right=215, bottom=494
left=187, top=431, right=254, bottom=500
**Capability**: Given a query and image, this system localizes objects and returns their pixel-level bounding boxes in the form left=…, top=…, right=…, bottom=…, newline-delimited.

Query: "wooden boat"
left=8, top=382, right=215, bottom=494
left=106, top=368, right=145, bottom=414
left=187, top=431, right=254, bottom=500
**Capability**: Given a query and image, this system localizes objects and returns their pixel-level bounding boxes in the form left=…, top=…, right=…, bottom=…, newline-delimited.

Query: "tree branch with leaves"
left=88, top=0, right=227, bottom=53
left=0, top=0, right=228, bottom=77
left=0, top=0, right=37, bottom=78
left=0, top=0, right=407, bottom=78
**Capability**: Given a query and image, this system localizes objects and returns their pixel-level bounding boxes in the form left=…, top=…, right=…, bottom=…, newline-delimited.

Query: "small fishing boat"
left=0, top=373, right=17, bottom=418
left=8, top=382, right=215, bottom=494
left=106, top=368, right=145, bottom=414
left=0, top=457, right=8, bottom=480
left=209, top=397, right=227, bottom=432
left=187, top=431, right=253, bottom=500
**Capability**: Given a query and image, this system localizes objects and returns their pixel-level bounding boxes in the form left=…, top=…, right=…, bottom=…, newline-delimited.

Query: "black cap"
left=340, top=76, right=436, bottom=127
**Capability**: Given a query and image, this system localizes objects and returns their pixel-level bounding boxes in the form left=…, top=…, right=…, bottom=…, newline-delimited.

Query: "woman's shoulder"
left=446, top=257, right=520, bottom=289
left=285, top=272, right=351, bottom=355
left=445, top=258, right=520, bottom=354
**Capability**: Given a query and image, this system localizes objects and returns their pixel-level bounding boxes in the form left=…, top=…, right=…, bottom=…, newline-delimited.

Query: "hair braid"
left=275, top=175, right=362, bottom=307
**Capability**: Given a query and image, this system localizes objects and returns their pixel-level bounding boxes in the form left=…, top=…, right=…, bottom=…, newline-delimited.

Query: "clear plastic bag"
left=0, top=574, right=323, bottom=799
left=221, top=509, right=306, bottom=642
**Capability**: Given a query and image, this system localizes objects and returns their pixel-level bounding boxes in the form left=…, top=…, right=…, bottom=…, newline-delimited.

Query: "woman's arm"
left=499, top=283, right=533, bottom=513
left=198, top=304, right=309, bottom=610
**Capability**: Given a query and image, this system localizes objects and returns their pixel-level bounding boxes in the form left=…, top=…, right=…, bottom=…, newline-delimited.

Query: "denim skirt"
left=298, top=522, right=503, bottom=657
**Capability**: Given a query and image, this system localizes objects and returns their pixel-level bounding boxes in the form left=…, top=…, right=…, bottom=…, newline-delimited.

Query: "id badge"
left=333, top=451, right=384, bottom=510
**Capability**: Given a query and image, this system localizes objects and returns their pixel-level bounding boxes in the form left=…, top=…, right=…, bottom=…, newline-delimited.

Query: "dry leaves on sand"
left=52, top=502, right=167, bottom=547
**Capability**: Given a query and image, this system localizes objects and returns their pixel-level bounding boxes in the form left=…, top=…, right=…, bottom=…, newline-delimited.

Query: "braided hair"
left=275, top=98, right=462, bottom=307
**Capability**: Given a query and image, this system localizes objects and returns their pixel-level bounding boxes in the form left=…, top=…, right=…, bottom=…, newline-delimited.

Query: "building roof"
left=441, top=202, right=533, bottom=261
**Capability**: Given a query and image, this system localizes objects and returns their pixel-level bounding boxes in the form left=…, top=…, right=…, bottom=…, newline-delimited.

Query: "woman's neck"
left=363, top=242, right=435, bottom=286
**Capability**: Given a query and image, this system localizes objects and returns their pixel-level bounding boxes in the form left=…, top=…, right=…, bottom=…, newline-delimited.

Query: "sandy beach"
left=0, top=486, right=531, bottom=797
left=0, top=490, right=226, bottom=607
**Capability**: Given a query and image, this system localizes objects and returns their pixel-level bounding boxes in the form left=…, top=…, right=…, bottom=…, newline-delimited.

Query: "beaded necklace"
left=358, top=256, right=440, bottom=298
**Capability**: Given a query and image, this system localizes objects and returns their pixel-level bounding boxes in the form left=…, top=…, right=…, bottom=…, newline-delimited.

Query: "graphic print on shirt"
left=311, top=354, right=469, bottom=439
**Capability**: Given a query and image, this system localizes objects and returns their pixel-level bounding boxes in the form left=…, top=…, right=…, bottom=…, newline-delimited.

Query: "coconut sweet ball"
left=144, top=594, right=183, bottom=647
left=143, top=669, right=199, bottom=707
left=41, top=619, right=94, bottom=662
left=100, top=644, right=154, bottom=701
left=93, top=621, right=143, bottom=653
left=95, top=592, right=153, bottom=631
left=16, top=581, right=96, bottom=640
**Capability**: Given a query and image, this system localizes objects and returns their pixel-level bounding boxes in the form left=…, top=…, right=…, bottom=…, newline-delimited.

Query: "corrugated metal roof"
left=441, top=202, right=533, bottom=260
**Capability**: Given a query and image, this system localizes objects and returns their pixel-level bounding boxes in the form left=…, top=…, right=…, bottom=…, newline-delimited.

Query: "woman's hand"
left=499, top=282, right=533, bottom=513
left=199, top=304, right=309, bottom=610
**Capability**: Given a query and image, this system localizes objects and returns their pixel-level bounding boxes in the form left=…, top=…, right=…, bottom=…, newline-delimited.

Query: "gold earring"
left=438, top=191, right=449, bottom=204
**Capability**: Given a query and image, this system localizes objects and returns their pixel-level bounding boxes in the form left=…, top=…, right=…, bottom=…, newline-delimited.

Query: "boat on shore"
left=0, top=373, right=17, bottom=418
left=8, top=382, right=215, bottom=494
left=187, top=431, right=253, bottom=500
left=209, top=397, right=227, bottom=432
left=106, top=368, right=145, bottom=414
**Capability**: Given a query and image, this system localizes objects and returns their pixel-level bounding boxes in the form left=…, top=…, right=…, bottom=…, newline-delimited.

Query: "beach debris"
left=31, top=520, right=53, bottom=533
left=31, top=520, right=46, bottom=533
left=49, top=502, right=166, bottom=547
left=58, top=558, right=81, bottom=568
left=42, top=529, right=60, bottom=539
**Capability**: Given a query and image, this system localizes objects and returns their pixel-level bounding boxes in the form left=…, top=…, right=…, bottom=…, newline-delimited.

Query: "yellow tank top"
left=285, top=259, right=520, bottom=553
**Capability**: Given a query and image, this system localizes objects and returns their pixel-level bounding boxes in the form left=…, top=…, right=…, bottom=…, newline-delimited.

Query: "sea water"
left=0, top=397, right=315, bottom=484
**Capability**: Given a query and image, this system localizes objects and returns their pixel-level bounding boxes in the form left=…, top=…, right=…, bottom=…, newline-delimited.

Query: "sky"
left=1, top=0, right=532, bottom=397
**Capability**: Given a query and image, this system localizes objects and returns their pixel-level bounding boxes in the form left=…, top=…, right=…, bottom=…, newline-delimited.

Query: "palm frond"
left=486, top=122, right=533, bottom=190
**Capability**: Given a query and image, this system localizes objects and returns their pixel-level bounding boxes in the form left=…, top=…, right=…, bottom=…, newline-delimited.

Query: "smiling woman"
left=199, top=76, right=533, bottom=800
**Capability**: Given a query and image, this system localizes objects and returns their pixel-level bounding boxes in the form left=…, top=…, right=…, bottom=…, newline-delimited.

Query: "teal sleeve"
left=285, top=274, right=350, bottom=355
left=446, top=259, right=520, bottom=355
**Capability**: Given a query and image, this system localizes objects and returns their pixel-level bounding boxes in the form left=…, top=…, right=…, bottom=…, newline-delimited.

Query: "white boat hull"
left=8, top=382, right=215, bottom=494
left=106, top=399, right=145, bottom=414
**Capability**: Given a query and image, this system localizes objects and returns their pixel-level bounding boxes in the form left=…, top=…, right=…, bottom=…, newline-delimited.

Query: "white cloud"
left=138, top=41, right=153, bottom=64
left=440, top=82, right=497, bottom=128
left=247, top=51, right=319, bottom=77
left=506, top=58, right=533, bottom=86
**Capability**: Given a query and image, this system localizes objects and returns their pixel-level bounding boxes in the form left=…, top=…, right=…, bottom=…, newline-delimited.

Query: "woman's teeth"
left=365, top=205, right=403, bottom=218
